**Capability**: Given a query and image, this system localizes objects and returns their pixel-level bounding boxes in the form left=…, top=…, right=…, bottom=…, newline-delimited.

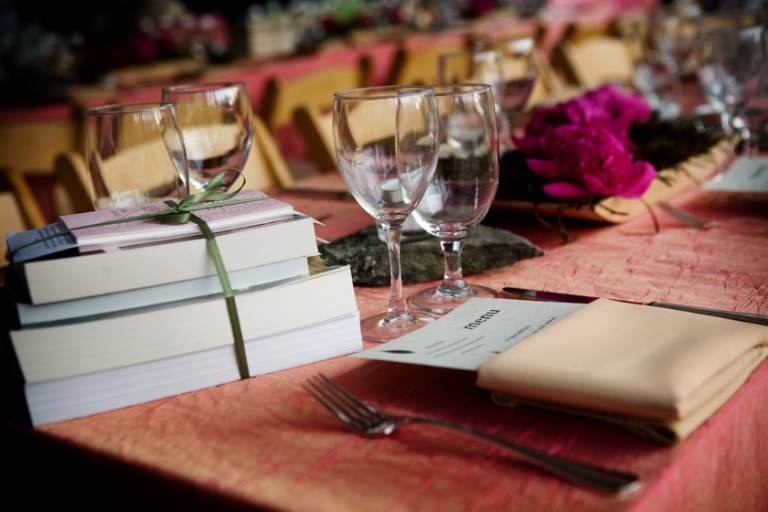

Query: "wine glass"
left=474, top=36, right=539, bottom=150
left=334, top=85, right=440, bottom=342
left=83, top=102, right=188, bottom=210
left=161, top=82, right=253, bottom=192
left=437, top=49, right=505, bottom=88
left=409, top=84, right=499, bottom=314
left=697, top=25, right=765, bottom=157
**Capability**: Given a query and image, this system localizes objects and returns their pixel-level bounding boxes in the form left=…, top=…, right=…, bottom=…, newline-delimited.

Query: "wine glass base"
left=410, top=285, right=498, bottom=315
left=360, top=310, right=439, bottom=343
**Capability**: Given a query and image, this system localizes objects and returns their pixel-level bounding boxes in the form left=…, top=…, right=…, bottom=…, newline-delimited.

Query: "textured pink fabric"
left=32, top=171, right=768, bottom=511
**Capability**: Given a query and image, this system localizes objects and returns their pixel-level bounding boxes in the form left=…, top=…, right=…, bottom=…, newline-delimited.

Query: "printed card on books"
left=61, top=189, right=294, bottom=248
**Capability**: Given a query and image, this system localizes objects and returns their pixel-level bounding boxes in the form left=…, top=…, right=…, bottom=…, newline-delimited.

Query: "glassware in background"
left=654, top=7, right=701, bottom=76
left=410, top=84, right=499, bottom=314
left=83, top=102, right=188, bottom=211
left=697, top=25, right=765, bottom=157
left=334, top=85, right=440, bottom=342
left=632, top=53, right=680, bottom=120
left=742, top=62, right=768, bottom=156
left=438, top=49, right=505, bottom=87
left=162, top=82, right=253, bottom=192
left=473, top=36, right=539, bottom=150
left=631, top=7, right=700, bottom=120
left=494, top=37, right=538, bottom=143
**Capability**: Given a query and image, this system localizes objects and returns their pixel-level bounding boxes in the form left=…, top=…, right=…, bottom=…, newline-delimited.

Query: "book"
left=22, top=313, right=362, bottom=426
left=10, top=259, right=359, bottom=384
left=10, top=256, right=310, bottom=326
left=11, top=214, right=319, bottom=305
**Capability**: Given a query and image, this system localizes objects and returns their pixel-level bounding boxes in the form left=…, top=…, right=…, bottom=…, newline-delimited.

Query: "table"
left=3, top=169, right=767, bottom=511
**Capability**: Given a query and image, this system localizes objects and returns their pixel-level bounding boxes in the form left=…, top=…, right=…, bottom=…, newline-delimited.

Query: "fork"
left=658, top=202, right=768, bottom=229
left=304, top=374, right=641, bottom=494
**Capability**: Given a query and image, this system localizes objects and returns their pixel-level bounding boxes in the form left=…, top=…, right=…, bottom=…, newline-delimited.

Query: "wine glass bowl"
left=334, top=85, right=440, bottom=342
left=410, top=83, right=500, bottom=314
left=697, top=25, right=765, bottom=155
left=161, top=82, right=253, bottom=192
left=83, top=102, right=188, bottom=210
left=474, top=36, right=538, bottom=149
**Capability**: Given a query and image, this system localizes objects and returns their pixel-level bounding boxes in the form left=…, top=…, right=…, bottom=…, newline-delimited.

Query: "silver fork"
left=658, top=202, right=767, bottom=229
left=304, top=374, right=641, bottom=495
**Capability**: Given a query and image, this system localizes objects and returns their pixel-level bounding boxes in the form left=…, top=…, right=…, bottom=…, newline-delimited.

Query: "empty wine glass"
left=438, top=49, right=505, bottom=141
left=83, top=102, right=188, bottom=210
left=162, top=82, right=253, bottom=192
left=474, top=36, right=539, bottom=150
left=438, top=49, right=505, bottom=88
left=334, top=85, right=440, bottom=342
left=409, top=84, right=499, bottom=314
left=697, top=25, right=765, bottom=157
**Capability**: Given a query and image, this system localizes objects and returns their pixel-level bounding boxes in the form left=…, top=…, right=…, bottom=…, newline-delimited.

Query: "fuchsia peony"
left=527, top=126, right=656, bottom=199
left=513, top=85, right=656, bottom=199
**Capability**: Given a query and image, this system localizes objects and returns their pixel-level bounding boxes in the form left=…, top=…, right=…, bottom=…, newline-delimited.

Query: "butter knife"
left=501, top=287, right=768, bottom=327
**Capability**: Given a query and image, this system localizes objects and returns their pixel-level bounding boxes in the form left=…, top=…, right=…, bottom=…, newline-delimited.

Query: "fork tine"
left=303, top=380, right=367, bottom=431
left=658, top=202, right=709, bottom=228
left=311, top=375, right=383, bottom=425
left=318, top=374, right=385, bottom=419
left=306, top=376, right=378, bottom=429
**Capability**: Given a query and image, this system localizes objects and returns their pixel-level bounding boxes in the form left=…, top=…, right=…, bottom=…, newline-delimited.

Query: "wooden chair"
left=385, top=39, right=467, bottom=86
left=551, top=25, right=635, bottom=88
left=0, top=116, right=81, bottom=218
left=246, top=114, right=295, bottom=190
left=260, top=58, right=371, bottom=133
left=293, top=106, right=336, bottom=174
left=1, top=167, right=47, bottom=265
left=53, top=113, right=292, bottom=213
left=54, top=151, right=92, bottom=214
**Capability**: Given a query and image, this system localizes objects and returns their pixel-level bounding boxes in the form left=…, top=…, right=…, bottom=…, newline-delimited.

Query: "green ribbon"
left=13, top=170, right=272, bottom=380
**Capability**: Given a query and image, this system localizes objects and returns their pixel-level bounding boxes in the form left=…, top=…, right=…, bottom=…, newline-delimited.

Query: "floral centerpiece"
left=496, top=84, right=726, bottom=240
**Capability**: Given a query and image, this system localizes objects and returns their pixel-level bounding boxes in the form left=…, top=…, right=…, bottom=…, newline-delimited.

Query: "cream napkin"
left=476, top=299, right=768, bottom=443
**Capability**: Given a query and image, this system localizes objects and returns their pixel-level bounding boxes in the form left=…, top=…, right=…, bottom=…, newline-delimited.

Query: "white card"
left=703, top=157, right=768, bottom=192
left=353, top=298, right=584, bottom=371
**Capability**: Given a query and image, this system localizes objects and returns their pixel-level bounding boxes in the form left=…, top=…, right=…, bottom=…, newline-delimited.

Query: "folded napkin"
left=476, top=299, right=768, bottom=443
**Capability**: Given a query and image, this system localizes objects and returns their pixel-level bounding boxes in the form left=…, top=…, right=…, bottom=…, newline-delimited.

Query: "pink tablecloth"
left=4, top=170, right=766, bottom=511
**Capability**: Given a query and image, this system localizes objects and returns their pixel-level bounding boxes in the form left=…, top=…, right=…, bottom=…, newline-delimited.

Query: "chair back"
left=386, top=40, right=467, bottom=86
left=552, top=26, right=634, bottom=88
left=1, top=167, right=47, bottom=265
left=260, top=58, right=370, bottom=132
left=293, top=106, right=336, bottom=174
left=244, top=114, right=295, bottom=189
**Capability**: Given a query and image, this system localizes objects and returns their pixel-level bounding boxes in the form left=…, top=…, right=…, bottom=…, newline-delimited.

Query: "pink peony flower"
left=526, top=125, right=656, bottom=199
left=513, top=85, right=651, bottom=154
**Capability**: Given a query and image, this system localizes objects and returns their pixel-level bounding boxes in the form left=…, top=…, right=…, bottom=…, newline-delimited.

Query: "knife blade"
left=501, top=287, right=768, bottom=326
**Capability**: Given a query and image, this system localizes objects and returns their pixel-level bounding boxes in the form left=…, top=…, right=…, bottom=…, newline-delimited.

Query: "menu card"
left=353, top=298, right=584, bottom=371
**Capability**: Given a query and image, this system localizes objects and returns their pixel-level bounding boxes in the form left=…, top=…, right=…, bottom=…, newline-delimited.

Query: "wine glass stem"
left=438, top=239, right=470, bottom=295
left=380, top=221, right=411, bottom=321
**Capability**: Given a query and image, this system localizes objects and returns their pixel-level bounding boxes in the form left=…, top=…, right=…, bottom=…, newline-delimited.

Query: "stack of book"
left=1, top=190, right=362, bottom=426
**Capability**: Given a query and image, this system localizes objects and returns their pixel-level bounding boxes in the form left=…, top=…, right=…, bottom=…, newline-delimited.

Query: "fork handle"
left=403, top=417, right=640, bottom=494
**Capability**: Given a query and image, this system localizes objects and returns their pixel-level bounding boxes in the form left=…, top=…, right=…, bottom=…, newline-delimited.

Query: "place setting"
left=2, top=3, right=768, bottom=510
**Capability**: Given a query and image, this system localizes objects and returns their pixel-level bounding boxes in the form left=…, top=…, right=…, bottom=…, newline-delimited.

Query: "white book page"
left=354, top=298, right=584, bottom=371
